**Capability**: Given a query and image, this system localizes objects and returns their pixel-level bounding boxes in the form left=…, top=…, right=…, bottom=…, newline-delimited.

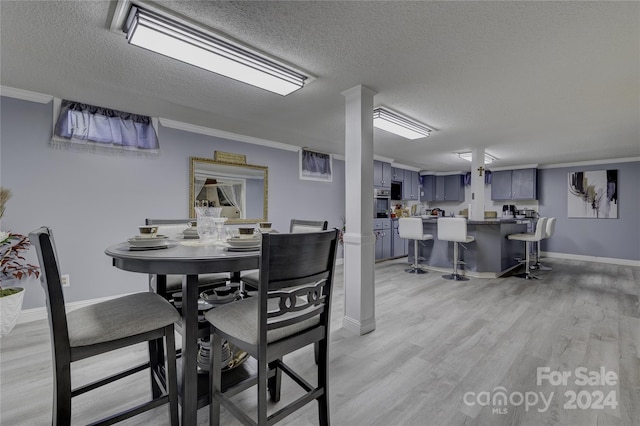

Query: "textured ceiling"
left=1, top=1, right=638, bottom=171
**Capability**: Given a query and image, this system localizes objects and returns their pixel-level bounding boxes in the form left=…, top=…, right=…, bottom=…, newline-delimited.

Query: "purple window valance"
left=302, top=149, right=332, bottom=175
left=53, top=100, right=159, bottom=152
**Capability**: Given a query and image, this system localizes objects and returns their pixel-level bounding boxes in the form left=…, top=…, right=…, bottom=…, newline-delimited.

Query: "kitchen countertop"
left=417, top=216, right=532, bottom=225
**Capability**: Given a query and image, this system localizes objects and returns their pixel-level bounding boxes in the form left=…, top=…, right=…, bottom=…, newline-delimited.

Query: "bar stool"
left=437, top=217, right=475, bottom=281
left=534, top=217, right=556, bottom=271
left=507, top=217, right=548, bottom=279
left=398, top=217, right=433, bottom=274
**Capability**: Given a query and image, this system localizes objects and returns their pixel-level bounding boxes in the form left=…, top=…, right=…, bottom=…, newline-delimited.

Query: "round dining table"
left=105, top=241, right=259, bottom=425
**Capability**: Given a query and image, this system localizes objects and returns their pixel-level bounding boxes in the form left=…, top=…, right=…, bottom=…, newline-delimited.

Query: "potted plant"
left=0, top=187, right=40, bottom=338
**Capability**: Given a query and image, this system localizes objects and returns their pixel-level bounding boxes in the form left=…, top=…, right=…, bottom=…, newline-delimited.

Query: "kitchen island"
left=407, top=217, right=530, bottom=278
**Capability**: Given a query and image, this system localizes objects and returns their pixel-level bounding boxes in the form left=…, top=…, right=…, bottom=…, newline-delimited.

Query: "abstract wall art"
left=568, top=170, right=618, bottom=218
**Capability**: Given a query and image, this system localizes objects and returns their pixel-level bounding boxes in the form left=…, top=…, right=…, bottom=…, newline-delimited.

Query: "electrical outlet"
left=61, top=274, right=70, bottom=287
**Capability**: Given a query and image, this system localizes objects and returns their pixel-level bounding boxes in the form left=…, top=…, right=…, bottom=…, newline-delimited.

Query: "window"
left=50, top=99, right=159, bottom=155
left=299, top=148, right=332, bottom=182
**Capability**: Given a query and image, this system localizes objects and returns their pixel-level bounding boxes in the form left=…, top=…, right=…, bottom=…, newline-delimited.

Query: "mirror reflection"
left=189, top=157, right=268, bottom=223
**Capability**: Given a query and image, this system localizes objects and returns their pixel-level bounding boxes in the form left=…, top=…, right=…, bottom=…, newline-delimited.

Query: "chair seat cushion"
left=67, top=292, right=180, bottom=347
left=204, top=297, right=320, bottom=346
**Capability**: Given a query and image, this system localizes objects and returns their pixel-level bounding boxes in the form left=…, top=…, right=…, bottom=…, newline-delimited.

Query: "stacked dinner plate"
left=226, top=237, right=261, bottom=252
left=197, top=338, right=232, bottom=372
left=200, top=288, right=240, bottom=305
left=126, top=235, right=175, bottom=250
left=183, top=228, right=200, bottom=239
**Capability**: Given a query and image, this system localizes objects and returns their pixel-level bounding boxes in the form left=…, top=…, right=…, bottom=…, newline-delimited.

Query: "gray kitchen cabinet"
left=420, top=175, right=435, bottom=202
left=491, top=168, right=537, bottom=200
left=391, top=167, right=404, bottom=182
left=374, top=219, right=392, bottom=260
left=402, top=170, right=420, bottom=200
left=434, top=174, right=462, bottom=201
left=443, top=174, right=463, bottom=201
left=374, top=160, right=392, bottom=188
left=392, top=219, right=407, bottom=257
left=490, top=170, right=512, bottom=200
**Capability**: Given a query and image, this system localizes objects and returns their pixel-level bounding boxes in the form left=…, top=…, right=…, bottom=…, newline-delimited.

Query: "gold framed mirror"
left=189, top=157, right=268, bottom=224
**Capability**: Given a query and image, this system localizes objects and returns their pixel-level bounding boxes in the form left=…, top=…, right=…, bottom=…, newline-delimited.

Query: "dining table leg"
left=149, top=274, right=168, bottom=398
left=181, top=274, right=200, bottom=425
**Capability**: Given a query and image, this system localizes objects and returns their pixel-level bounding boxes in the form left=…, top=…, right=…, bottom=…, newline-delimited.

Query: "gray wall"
left=3, top=95, right=638, bottom=310
left=538, top=161, right=640, bottom=260
left=1, top=96, right=345, bottom=309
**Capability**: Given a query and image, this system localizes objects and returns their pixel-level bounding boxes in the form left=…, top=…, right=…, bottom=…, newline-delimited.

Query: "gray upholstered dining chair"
left=205, top=229, right=339, bottom=426
left=29, top=226, right=180, bottom=426
left=240, top=218, right=328, bottom=289
left=289, top=218, right=329, bottom=233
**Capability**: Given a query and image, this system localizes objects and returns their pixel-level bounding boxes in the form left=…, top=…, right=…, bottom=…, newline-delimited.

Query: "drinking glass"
left=195, top=207, right=222, bottom=242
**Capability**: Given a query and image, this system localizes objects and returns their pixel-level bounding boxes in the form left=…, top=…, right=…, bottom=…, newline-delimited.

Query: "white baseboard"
left=543, top=251, right=640, bottom=268
left=342, top=315, right=376, bottom=336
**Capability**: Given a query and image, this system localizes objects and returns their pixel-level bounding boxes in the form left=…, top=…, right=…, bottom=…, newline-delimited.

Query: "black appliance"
left=391, top=181, right=403, bottom=200
left=374, top=188, right=391, bottom=218
left=502, top=204, right=516, bottom=217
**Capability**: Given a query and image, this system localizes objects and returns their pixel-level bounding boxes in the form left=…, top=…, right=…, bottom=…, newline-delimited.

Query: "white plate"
left=226, top=238, right=261, bottom=248
left=129, top=243, right=176, bottom=251
left=227, top=246, right=260, bottom=252
left=131, top=235, right=168, bottom=240
left=127, top=237, right=172, bottom=248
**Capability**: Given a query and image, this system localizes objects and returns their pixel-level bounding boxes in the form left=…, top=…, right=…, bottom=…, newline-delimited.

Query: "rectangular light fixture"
left=372, top=107, right=432, bottom=140
left=458, top=152, right=498, bottom=164
left=123, top=6, right=308, bottom=96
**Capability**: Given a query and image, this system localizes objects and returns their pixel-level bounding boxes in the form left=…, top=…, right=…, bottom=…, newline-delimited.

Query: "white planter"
left=0, top=287, right=25, bottom=338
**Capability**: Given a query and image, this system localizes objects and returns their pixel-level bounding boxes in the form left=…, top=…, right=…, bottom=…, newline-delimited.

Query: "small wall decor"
left=568, top=170, right=617, bottom=218
left=214, top=151, right=246, bottom=164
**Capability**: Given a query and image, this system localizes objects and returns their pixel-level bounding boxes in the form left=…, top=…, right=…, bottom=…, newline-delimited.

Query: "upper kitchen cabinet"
left=420, top=175, right=435, bottom=202
left=374, top=160, right=392, bottom=188
left=491, top=168, right=538, bottom=200
left=436, top=174, right=463, bottom=201
left=391, top=167, right=404, bottom=182
left=402, top=170, right=420, bottom=200
left=420, top=174, right=463, bottom=202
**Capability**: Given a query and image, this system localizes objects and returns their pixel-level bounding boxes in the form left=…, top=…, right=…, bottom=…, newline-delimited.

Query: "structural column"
left=469, top=147, right=486, bottom=221
left=341, top=85, right=377, bottom=335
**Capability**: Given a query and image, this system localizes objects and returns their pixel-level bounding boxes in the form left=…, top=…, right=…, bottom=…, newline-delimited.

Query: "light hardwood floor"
left=1, top=258, right=639, bottom=425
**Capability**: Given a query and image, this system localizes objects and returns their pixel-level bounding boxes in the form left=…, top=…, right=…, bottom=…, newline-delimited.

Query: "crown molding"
left=537, top=157, right=640, bottom=169
left=1, top=86, right=52, bottom=104
left=487, top=164, right=539, bottom=172
left=159, top=118, right=300, bottom=152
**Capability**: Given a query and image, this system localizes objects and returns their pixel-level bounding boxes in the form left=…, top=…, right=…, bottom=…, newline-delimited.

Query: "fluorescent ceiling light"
left=458, top=152, right=498, bottom=164
left=373, top=107, right=432, bottom=140
left=123, top=6, right=308, bottom=96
